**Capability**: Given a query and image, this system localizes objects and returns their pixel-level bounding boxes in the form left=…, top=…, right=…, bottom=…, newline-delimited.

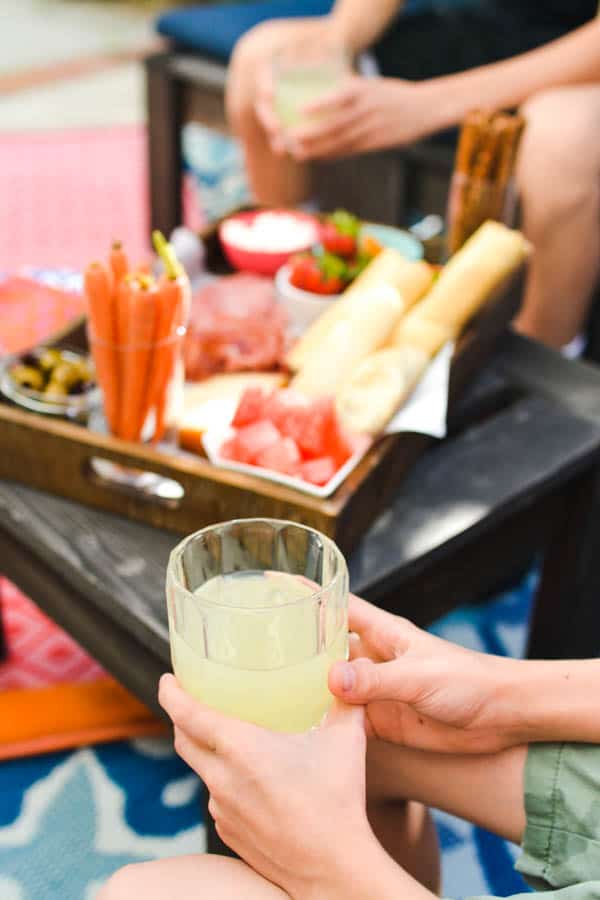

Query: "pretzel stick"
left=492, top=115, right=526, bottom=220
left=448, top=111, right=490, bottom=254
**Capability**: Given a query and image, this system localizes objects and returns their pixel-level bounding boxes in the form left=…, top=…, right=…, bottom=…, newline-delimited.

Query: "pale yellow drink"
left=275, top=68, right=342, bottom=130
left=273, top=46, right=349, bottom=131
left=170, top=571, right=348, bottom=733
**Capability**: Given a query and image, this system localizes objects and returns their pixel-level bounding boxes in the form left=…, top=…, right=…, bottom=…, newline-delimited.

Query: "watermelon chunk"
left=232, top=387, right=267, bottom=428
left=327, top=419, right=356, bottom=467
left=296, top=397, right=353, bottom=465
left=296, top=397, right=331, bottom=459
left=228, top=419, right=281, bottom=464
left=300, top=456, right=337, bottom=486
left=255, top=437, right=302, bottom=476
left=219, top=436, right=239, bottom=460
left=266, top=389, right=311, bottom=443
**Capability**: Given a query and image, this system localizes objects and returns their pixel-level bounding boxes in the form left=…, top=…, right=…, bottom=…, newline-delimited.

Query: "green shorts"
left=470, top=743, right=600, bottom=900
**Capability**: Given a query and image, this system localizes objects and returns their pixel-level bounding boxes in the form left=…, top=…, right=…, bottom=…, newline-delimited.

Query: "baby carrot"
left=149, top=279, right=182, bottom=443
left=110, top=240, right=129, bottom=288
left=116, top=275, right=158, bottom=441
left=150, top=231, right=191, bottom=442
left=84, top=261, right=119, bottom=433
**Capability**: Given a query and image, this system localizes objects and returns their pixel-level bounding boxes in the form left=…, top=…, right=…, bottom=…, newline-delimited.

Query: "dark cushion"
left=157, top=1, right=335, bottom=63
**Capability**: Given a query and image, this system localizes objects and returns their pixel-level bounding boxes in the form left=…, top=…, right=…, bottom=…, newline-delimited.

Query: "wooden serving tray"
left=0, top=225, right=525, bottom=554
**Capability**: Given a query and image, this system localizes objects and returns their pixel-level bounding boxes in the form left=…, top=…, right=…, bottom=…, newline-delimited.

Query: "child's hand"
left=159, top=675, right=378, bottom=898
left=329, top=596, right=526, bottom=754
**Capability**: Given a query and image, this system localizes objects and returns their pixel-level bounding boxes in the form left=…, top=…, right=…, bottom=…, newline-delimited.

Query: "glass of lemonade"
left=273, top=40, right=350, bottom=131
left=166, top=518, right=349, bottom=733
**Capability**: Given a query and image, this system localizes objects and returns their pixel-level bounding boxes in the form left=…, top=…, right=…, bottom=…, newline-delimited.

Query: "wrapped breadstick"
left=291, top=284, right=404, bottom=398
left=336, top=346, right=430, bottom=435
left=287, top=250, right=434, bottom=371
left=390, top=309, right=457, bottom=357
left=417, top=221, right=531, bottom=332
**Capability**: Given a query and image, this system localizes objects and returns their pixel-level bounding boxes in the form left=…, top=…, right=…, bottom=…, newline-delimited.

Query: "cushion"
left=157, top=1, right=335, bottom=63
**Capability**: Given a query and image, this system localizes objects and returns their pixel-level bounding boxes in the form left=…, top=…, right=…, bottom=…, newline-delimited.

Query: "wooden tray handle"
left=83, top=455, right=186, bottom=509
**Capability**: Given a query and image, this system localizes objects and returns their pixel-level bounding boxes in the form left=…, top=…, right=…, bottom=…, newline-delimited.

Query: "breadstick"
left=336, top=346, right=430, bottom=435
left=286, top=250, right=434, bottom=372
left=416, top=221, right=531, bottom=332
left=390, top=309, right=457, bottom=357
left=291, top=284, right=404, bottom=398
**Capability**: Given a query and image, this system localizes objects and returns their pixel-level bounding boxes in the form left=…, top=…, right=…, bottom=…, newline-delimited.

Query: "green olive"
left=10, top=364, right=45, bottom=392
left=44, top=380, right=68, bottom=397
left=38, top=348, right=63, bottom=372
left=69, top=358, right=94, bottom=381
left=49, top=361, right=82, bottom=389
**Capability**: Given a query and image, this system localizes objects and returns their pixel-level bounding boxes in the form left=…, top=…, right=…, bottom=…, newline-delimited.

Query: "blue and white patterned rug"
left=0, top=569, right=536, bottom=899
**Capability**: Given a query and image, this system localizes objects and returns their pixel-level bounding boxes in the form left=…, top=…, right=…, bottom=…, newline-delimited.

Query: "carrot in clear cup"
left=84, top=261, right=119, bottom=433
left=116, top=274, right=158, bottom=441
left=149, top=231, right=191, bottom=442
left=110, top=240, right=129, bottom=289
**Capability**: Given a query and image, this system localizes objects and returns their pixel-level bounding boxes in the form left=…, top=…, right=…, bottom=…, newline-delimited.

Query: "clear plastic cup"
left=166, top=518, right=349, bottom=732
left=87, top=324, right=185, bottom=444
left=273, top=41, right=350, bottom=132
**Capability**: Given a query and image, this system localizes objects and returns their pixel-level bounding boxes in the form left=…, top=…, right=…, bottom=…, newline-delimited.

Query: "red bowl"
left=218, top=209, right=320, bottom=277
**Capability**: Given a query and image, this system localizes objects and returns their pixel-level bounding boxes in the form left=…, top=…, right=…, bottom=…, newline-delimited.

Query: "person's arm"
left=328, top=0, right=403, bottom=53
left=503, top=658, right=600, bottom=746
left=421, top=18, right=600, bottom=134
left=289, top=19, right=600, bottom=160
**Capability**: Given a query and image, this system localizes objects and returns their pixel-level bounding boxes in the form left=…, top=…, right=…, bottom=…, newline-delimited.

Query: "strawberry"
left=289, top=254, right=317, bottom=291
left=290, top=251, right=346, bottom=295
left=321, top=210, right=361, bottom=258
left=315, top=252, right=347, bottom=294
left=321, top=223, right=356, bottom=259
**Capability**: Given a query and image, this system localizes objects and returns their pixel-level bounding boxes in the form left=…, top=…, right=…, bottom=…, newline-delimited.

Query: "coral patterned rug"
left=0, top=125, right=150, bottom=273
left=0, top=582, right=104, bottom=692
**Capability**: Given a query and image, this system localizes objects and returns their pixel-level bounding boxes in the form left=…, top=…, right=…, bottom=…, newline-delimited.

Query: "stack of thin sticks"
left=447, top=110, right=525, bottom=255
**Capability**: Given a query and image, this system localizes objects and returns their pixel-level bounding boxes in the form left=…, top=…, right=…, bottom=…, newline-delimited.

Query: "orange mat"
left=0, top=678, right=168, bottom=761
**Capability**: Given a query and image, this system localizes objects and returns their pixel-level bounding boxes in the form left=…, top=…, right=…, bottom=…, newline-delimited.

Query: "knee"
left=518, top=89, right=599, bottom=189
left=226, top=21, right=280, bottom=124
left=97, top=864, right=142, bottom=899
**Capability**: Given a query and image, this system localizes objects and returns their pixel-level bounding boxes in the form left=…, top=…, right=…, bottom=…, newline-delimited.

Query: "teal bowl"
left=360, top=223, right=424, bottom=261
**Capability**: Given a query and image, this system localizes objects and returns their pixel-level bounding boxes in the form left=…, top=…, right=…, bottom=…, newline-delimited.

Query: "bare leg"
left=368, top=797, right=441, bottom=894
left=226, top=18, right=319, bottom=206
left=100, top=796, right=440, bottom=899
left=367, top=741, right=527, bottom=846
left=514, top=85, right=600, bottom=348
left=98, top=855, right=290, bottom=900
left=100, top=745, right=526, bottom=897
